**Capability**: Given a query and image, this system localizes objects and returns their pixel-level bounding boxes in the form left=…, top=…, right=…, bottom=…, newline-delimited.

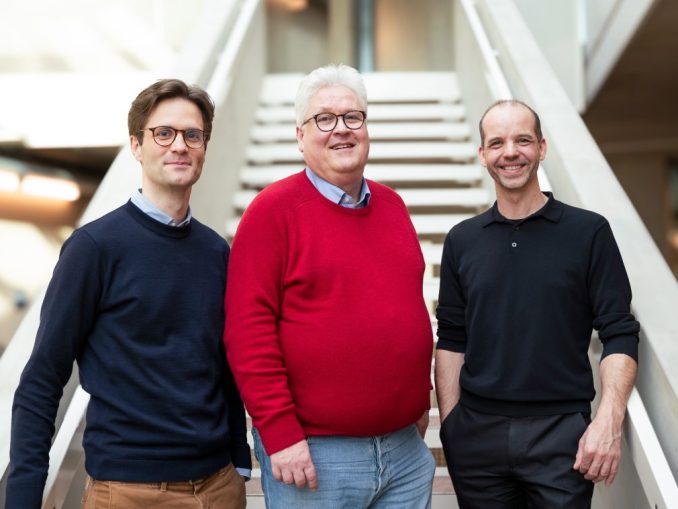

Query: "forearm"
left=434, top=350, right=465, bottom=421
left=573, top=352, right=637, bottom=485
left=596, top=353, right=637, bottom=431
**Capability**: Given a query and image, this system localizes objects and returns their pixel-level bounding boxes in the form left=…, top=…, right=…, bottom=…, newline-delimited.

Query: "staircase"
left=229, top=72, right=493, bottom=508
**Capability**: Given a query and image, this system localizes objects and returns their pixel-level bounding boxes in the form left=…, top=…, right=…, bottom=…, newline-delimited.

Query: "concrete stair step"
left=240, top=164, right=483, bottom=188
left=256, top=103, right=466, bottom=124
left=251, top=122, right=471, bottom=142
left=233, top=188, right=488, bottom=211
left=227, top=213, right=468, bottom=239
left=424, top=277, right=440, bottom=301
left=410, top=213, right=471, bottom=236
left=260, top=72, right=462, bottom=105
left=396, top=188, right=490, bottom=208
left=246, top=142, right=476, bottom=164
left=421, top=243, right=444, bottom=265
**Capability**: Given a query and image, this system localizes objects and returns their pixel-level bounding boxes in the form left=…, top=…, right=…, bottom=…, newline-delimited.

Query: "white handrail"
left=208, top=0, right=262, bottom=104
left=42, top=387, right=90, bottom=509
left=625, top=389, right=678, bottom=508
left=458, top=0, right=511, bottom=100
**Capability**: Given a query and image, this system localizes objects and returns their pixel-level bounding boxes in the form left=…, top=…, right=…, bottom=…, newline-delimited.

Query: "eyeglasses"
left=301, top=110, right=366, bottom=132
left=141, top=126, right=206, bottom=149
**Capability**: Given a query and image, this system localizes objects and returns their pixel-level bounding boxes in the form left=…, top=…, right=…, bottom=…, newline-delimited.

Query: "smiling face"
left=130, top=97, right=206, bottom=196
left=296, top=85, right=369, bottom=191
left=479, top=103, right=546, bottom=194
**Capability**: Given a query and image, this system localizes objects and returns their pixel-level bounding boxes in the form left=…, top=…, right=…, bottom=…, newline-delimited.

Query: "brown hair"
left=479, top=99, right=542, bottom=145
left=128, top=79, right=215, bottom=145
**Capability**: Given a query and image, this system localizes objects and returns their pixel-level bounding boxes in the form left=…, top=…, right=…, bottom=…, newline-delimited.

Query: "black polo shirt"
left=436, top=193, right=639, bottom=416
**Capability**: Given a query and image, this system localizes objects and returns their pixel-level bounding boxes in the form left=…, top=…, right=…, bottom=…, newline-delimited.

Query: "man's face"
left=296, top=85, right=369, bottom=188
left=479, top=104, right=546, bottom=193
left=131, top=97, right=206, bottom=193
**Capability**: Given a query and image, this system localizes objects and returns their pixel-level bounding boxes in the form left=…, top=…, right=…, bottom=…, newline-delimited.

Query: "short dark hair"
left=479, top=99, right=542, bottom=145
left=128, top=79, right=215, bottom=145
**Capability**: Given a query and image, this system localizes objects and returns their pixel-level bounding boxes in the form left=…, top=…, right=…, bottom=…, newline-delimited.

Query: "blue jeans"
left=253, top=425, right=435, bottom=509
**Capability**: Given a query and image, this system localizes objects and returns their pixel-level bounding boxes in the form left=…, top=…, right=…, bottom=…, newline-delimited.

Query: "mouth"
left=330, top=143, right=355, bottom=150
left=499, top=163, right=526, bottom=173
left=165, top=160, right=191, bottom=166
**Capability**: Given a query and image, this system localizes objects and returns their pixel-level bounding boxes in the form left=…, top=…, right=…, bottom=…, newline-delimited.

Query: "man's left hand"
left=573, top=413, right=622, bottom=486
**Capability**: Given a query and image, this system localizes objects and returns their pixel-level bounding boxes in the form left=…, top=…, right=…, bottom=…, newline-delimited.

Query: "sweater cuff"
left=230, top=443, right=253, bottom=472
left=435, top=337, right=466, bottom=353
left=257, top=411, right=306, bottom=456
left=5, top=481, right=44, bottom=509
left=601, top=334, right=639, bottom=362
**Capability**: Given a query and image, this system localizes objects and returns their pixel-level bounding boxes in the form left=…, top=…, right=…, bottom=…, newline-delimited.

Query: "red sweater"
left=224, top=171, right=433, bottom=454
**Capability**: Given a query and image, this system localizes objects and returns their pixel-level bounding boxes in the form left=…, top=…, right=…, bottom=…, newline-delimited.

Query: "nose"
left=333, top=116, right=350, bottom=133
left=503, top=141, right=518, bottom=157
left=170, top=132, right=189, bottom=151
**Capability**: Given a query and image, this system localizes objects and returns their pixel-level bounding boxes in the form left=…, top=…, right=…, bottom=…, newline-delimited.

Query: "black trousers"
left=440, top=405, right=594, bottom=509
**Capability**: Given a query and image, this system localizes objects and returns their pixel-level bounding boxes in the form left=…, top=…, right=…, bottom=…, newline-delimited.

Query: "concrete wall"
left=607, top=152, right=671, bottom=257
left=266, top=2, right=329, bottom=72
left=264, top=0, right=454, bottom=73
left=511, top=0, right=584, bottom=111
left=374, top=0, right=454, bottom=71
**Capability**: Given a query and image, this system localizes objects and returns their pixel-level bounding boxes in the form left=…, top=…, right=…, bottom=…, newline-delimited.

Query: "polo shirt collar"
left=482, top=192, right=562, bottom=227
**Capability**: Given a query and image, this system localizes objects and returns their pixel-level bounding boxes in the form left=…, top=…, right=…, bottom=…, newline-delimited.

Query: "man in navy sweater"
left=7, top=79, right=250, bottom=508
left=435, top=100, right=639, bottom=508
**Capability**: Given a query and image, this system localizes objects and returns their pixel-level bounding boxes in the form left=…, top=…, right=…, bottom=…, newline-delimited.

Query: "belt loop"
left=160, top=482, right=168, bottom=492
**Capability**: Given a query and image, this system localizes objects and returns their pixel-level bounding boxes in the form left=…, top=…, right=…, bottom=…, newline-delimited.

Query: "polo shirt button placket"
left=511, top=224, right=520, bottom=250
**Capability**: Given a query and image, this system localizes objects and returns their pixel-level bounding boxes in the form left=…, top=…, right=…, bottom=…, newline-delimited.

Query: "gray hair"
left=294, top=64, right=368, bottom=127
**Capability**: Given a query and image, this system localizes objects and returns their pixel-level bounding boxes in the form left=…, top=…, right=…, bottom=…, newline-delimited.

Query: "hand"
left=415, top=410, right=429, bottom=438
left=270, top=439, right=318, bottom=491
left=573, top=414, right=622, bottom=486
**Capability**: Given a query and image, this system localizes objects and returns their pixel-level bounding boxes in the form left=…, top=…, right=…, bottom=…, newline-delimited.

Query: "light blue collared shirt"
left=130, top=189, right=192, bottom=227
left=129, top=189, right=251, bottom=480
left=305, top=167, right=371, bottom=208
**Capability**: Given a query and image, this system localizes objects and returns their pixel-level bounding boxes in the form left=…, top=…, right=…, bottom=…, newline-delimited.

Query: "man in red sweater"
left=224, top=64, right=436, bottom=508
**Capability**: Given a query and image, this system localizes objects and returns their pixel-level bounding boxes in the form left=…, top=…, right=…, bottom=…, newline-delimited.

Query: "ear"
left=130, top=135, right=143, bottom=163
left=296, top=126, right=304, bottom=153
left=478, top=145, right=487, bottom=168
left=538, top=137, right=547, bottom=161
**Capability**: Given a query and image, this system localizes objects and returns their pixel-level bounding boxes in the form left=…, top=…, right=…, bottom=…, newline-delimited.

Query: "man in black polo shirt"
left=435, top=99, right=639, bottom=508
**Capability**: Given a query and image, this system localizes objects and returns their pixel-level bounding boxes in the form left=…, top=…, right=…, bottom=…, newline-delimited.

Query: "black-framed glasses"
left=142, top=126, right=206, bottom=149
left=301, top=110, right=366, bottom=132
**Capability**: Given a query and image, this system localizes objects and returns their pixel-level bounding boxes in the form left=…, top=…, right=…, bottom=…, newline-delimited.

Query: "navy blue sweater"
left=7, top=201, right=250, bottom=508
left=436, top=194, right=639, bottom=416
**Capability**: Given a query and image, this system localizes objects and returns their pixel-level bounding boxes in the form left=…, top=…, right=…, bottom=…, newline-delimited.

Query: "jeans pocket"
left=251, top=428, right=265, bottom=466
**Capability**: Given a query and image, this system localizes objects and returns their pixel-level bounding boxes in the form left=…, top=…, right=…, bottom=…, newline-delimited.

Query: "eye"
left=155, top=127, right=174, bottom=139
left=316, top=113, right=336, bottom=124
left=185, top=129, right=203, bottom=142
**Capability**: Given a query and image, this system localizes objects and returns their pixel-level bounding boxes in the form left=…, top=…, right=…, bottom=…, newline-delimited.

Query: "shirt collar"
left=130, top=189, right=192, bottom=227
left=305, top=167, right=371, bottom=208
left=482, top=192, right=562, bottom=227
